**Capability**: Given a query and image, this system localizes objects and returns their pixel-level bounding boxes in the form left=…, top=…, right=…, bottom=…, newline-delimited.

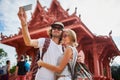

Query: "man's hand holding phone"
left=18, top=7, right=27, bottom=26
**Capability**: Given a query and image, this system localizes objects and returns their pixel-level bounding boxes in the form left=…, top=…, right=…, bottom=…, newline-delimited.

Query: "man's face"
left=51, top=25, right=63, bottom=38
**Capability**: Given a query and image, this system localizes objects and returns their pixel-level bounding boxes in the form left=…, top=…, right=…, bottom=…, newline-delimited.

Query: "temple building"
left=1, top=0, right=120, bottom=80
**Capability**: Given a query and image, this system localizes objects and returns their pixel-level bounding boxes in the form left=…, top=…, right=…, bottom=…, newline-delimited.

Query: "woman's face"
left=62, top=31, right=71, bottom=45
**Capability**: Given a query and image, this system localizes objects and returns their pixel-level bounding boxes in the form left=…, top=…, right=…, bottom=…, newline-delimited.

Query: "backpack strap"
left=62, top=45, right=65, bottom=52
left=34, top=38, right=50, bottom=64
left=40, top=38, right=50, bottom=60
left=39, top=38, right=50, bottom=68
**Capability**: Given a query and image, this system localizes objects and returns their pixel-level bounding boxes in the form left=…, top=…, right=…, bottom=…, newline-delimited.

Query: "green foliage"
left=0, top=48, right=7, bottom=58
left=10, top=65, right=16, bottom=74
left=111, top=65, right=120, bottom=80
left=0, top=48, right=8, bottom=65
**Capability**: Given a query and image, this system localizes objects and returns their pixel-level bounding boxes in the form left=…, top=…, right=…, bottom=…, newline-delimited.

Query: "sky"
left=0, top=0, right=120, bottom=66
left=0, top=44, right=17, bottom=67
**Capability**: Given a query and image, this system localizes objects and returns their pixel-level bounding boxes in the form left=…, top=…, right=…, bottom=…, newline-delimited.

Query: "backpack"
left=24, top=61, right=30, bottom=72
left=31, top=38, right=50, bottom=80
left=67, top=49, right=93, bottom=80
left=72, top=62, right=93, bottom=80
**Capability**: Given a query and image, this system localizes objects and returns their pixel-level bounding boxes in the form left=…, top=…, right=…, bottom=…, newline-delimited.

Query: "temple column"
left=106, top=59, right=112, bottom=80
left=100, top=60, right=104, bottom=75
left=92, top=41, right=100, bottom=80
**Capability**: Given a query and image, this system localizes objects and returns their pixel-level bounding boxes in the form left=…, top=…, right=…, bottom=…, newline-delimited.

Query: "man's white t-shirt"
left=35, top=38, right=63, bottom=80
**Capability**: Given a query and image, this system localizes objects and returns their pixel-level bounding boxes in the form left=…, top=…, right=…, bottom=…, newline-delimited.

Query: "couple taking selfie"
left=17, top=7, right=92, bottom=80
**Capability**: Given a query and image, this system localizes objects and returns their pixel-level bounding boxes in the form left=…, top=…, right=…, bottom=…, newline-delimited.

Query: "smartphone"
left=22, top=4, right=32, bottom=11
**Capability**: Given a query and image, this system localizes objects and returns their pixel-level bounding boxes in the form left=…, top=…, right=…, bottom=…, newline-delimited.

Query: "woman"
left=1, top=60, right=10, bottom=80
left=37, top=29, right=78, bottom=80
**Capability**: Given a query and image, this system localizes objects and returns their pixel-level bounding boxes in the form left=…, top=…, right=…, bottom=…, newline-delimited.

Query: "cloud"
left=0, top=20, right=5, bottom=31
left=0, top=0, right=120, bottom=36
left=0, top=0, right=36, bottom=36
left=0, top=0, right=120, bottom=47
left=112, top=36, right=120, bottom=49
left=56, top=0, right=120, bottom=37
left=78, top=0, right=120, bottom=36
left=113, top=56, right=120, bottom=65
left=0, top=44, right=17, bottom=67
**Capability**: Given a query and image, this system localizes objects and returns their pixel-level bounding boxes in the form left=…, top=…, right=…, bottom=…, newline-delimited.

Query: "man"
left=15, top=55, right=27, bottom=80
left=18, top=7, right=64, bottom=80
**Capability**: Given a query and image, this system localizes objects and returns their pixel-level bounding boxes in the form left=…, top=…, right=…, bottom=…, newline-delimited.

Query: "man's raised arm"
left=18, top=7, right=38, bottom=47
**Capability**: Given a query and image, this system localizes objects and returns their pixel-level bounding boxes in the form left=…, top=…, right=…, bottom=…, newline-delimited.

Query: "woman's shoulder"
left=65, top=46, right=73, bottom=52
left=67, top=46, right=75, bottom=50
left=66, top=46, right=78, bottom=54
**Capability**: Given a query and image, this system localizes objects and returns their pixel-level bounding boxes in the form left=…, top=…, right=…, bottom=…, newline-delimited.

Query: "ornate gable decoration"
left=48, top=0, right=69, bottom=21
left=28, top=0, right=69, bottom=31
left=28, top=0, right=49, bottom=29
